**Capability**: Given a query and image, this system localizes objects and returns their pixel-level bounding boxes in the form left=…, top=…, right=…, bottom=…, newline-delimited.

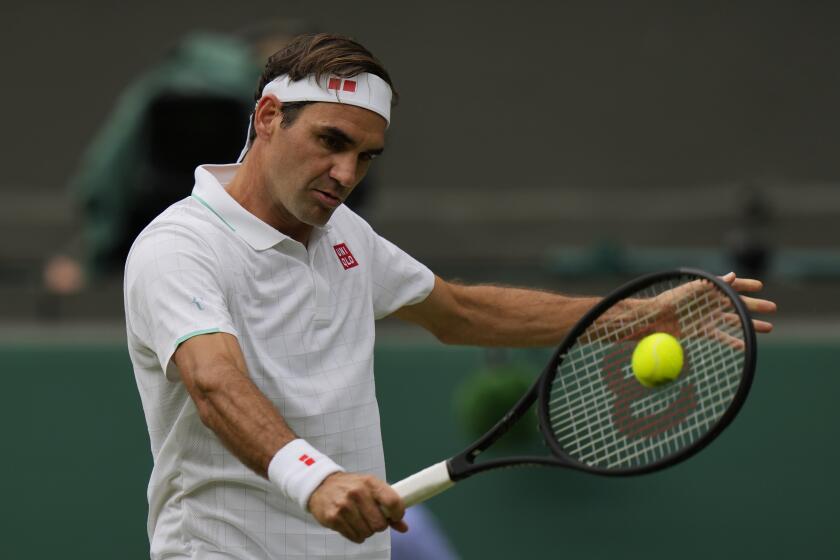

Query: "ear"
left=253, top=95, right=284, bottom=141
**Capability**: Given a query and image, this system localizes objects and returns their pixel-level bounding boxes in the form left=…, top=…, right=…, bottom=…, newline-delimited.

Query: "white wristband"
left=267, top=439, right=345, bottom=511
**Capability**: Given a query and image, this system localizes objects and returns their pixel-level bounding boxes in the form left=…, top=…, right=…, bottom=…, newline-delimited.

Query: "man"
left=124, top=33, right=776, bottom=559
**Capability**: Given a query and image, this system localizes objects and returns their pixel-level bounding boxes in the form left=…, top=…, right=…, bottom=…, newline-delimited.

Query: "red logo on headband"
left=328, top=77, right=357, bottom=93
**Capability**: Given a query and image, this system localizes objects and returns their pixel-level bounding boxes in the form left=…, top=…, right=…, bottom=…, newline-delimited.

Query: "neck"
left=227, top=149, right=313, bottom=246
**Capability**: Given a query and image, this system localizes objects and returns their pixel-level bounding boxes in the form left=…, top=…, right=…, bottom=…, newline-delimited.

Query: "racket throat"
left=459, top=381, right=540, bottom=466
left=449, top=453, right=479, bottom=482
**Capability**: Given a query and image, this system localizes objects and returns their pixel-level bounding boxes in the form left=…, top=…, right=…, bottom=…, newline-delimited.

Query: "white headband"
left=237, top=72, right=393, bottom=162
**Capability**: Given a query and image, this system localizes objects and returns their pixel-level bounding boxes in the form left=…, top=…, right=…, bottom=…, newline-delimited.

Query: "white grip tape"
left=391, top=461, right=455, bottom=507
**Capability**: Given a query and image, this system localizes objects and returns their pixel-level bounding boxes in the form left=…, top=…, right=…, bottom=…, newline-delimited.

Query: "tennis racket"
left=390, top=268, right=756, bottom=507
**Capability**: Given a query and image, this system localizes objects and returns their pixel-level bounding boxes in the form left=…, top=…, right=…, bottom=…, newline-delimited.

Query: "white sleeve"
left=370, top=232, right=435, bottom=319
left=124, top=224, right=239, bottom=381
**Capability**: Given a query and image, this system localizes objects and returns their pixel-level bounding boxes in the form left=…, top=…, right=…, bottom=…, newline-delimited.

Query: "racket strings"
left=546, top=276, right=746, bottom=470
left=547, top=285, right=731, bottom=410
left=549, top=316, right=730, bottom=418
left=580, top=284, right=740, bottom=464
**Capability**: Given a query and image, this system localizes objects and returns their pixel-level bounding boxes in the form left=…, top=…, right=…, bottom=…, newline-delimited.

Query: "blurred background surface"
left=2, top=0, right=838, bottom=558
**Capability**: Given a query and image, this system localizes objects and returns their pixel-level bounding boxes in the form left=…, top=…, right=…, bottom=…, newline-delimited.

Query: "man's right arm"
left=175, top=331, right=291, bottom=475
left=173, top=332, right=407, bottom=543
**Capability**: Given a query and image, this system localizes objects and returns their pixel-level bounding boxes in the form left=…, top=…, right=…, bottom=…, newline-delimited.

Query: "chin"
left=302, top=208, right=337, bottom=227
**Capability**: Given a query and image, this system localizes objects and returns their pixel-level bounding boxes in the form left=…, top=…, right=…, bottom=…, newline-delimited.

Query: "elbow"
left=430, top=313, right=473, bottom=345
left=433, top=329, right=457, bottom=345
left=398, top=279, right=477, bottom=345
left=191, top=384, right=219, bottom=429
left=192, top=391, right=216, bottom=425
left=183, top=366, right=227, bottom=428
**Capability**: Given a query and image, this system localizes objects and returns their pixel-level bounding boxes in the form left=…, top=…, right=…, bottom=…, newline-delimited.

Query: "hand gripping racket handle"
left=391, top=461, right=454, bottom=507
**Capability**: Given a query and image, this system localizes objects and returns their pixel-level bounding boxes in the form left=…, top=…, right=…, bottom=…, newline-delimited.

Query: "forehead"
left=298, top=102, right=387, bottom=143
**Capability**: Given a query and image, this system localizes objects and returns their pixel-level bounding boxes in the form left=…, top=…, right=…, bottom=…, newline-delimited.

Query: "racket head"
left=537, top=268, right=756, bottom=475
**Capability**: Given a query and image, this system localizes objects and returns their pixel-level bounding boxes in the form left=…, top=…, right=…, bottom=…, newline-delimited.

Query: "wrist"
left=267, top=439, right=345, bottom=511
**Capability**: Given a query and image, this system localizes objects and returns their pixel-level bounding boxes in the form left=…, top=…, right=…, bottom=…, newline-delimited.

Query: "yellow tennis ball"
left=632, top=333, right=684, bottom=388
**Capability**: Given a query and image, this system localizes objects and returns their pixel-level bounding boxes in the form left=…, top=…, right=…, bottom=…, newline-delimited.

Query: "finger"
left=684, top=329, right=743, bottom=351
left=332, top=517, right=364, bottom=544
left=353, top=483, right=390, bottom=534
left=714, top=311, right=773, bottom=335
left=731, top=277, right=764, bottom=293
left=739, top=295, right=777, bottom=314
left=720, top=272, right=767, bottom=294
left=342, top=495, right=376, bottom=541
left=342, top=513, right=372, bottom=543
left=717, top=311, right=744, bottom=331
left=373, top=483, right=406, bottom=526
left=753, top=319, right=774, bottom=333
left=684, top=311, right=745, bottom=350
left=389, top=519, right=409, bottom=533
left=719, top=311, right=773, bottom=334
left=706, top=328, right=746, bottom=351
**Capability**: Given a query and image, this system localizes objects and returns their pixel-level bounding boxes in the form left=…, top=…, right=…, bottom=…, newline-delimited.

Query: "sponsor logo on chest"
left=333, top=243, right=359, bottom=270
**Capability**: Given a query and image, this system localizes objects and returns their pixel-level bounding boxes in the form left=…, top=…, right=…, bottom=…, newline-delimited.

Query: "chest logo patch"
left=333, top=243, right=359, bottom=270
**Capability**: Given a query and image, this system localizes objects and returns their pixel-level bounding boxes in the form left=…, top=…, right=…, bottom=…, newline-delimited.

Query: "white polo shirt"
left=124, top=164, right=435, bottom=560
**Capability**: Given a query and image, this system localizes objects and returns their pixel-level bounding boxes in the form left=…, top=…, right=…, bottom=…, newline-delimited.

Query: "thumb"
left=389, top=519, right=409, bottom=533
left=374, top=482, right=405, bottom=524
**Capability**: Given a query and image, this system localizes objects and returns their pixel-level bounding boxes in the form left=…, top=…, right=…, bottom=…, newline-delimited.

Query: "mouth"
left=312, top=189, right=343, bottom=209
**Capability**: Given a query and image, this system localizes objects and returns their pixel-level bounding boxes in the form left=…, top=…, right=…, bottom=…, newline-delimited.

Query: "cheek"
left=305, top=158, right=337, bottom=185
left=269, top=134, right=333, bottom=190
left=270, top=151, right=313, bottom=187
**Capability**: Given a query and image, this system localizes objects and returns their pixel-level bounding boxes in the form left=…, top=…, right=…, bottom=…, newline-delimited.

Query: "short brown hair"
left=247, top=33, right=397, bottom=143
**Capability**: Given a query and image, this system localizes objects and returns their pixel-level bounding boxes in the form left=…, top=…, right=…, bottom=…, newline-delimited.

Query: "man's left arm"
left=394, top=273, right=776, bottom=346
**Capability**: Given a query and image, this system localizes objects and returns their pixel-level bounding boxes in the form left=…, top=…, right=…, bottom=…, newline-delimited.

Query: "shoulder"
left=329, top=205, right=423, bottom=264
left=326, top=205, right=382, bottom=254
left=125, top=197, right=225, bottom=278
left=330, top=204, right=375, bottom=236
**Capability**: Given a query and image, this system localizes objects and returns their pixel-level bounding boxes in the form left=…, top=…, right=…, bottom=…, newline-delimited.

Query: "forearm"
left=441, top=283, right=600, bottom=347
left=189, top=369, right=295, bottom=477
left=395, top=276, right=607, bottom=347
left=172, top=335, right=399, bottom=539
left=175, top=334, right=296, bottom=478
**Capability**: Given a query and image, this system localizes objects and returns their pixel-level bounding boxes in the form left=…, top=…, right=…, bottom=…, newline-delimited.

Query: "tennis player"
left=124, top=33, right=777, bottom=559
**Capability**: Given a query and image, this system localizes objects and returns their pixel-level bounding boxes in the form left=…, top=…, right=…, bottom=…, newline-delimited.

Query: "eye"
left=359, top=152, right=378, bottom=162
left=319, top=134, right=343, bottom=151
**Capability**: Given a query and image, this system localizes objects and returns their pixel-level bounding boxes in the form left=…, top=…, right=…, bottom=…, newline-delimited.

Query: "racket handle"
left=391, top=461, right=454, bottom=507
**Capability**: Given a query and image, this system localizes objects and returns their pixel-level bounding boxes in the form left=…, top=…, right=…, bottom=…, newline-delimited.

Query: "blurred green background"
left=5, top=337, right=837, bottom=559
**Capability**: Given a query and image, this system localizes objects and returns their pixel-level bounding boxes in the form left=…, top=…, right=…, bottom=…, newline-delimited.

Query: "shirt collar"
left=191, top=164, right=331, bottom=251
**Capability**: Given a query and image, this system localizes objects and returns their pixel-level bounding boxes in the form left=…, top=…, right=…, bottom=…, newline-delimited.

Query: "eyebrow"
left=321, top=126, right=385, bottom=156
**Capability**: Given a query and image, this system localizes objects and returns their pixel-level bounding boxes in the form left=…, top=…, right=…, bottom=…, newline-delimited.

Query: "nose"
left=329, top=154, right=358, bottom=189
